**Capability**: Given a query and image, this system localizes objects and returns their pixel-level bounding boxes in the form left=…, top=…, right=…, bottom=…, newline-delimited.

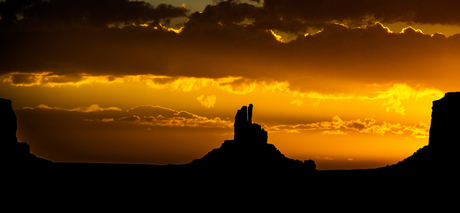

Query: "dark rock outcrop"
left=234, top=104, right=268, bottom=144
left=1, top=98, right=18, bottom=143
left=392, top=92, right=460, bottom=171
left=191, top=104, right=316, bottom=172
left=428, top=92, right=460, bottom=151
left=1, top=98, right=51, bottom=167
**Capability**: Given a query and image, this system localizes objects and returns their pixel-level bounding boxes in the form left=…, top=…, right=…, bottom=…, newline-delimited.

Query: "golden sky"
left=1, top=0, right=460, bottom=170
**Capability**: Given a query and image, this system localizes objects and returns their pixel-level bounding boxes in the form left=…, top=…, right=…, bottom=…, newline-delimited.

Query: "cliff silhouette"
left=0, top=98, right=51, bottom=168
left=390, top=92, right=460, bottom=172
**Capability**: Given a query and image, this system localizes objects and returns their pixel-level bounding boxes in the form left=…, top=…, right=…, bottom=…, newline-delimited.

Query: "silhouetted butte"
left=191, top=104, right=316, bottom=172
left=392, top=92, right=460, bottom=172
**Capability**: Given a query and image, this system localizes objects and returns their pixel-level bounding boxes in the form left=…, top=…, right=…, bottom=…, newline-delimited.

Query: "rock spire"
left=233, top=104, right=267, bottom=144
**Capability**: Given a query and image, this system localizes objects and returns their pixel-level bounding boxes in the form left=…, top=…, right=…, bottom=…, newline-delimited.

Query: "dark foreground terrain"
left=6, top=156, right=456, bottom=208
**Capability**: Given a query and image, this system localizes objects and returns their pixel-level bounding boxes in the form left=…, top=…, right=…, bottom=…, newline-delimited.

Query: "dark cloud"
left=0, top=0, right=188, bottom=29
left=186, top=1, right=257, bottom=26
left=2, top=0, right=460, bottom=92
left=3, top=0, right=460, bottom=32
left=7, top=72, right=85, bottom=85
left=187, top=0, right=460, bottom=34
left=263, top=0, right=460, bottom=27
left=10, top=72, right=37, bottom=85
left=2, top=21, right=460, bottom=91
left=182, top=0, right=312, bottom=34
left=285, top=22, right=460, bottom=82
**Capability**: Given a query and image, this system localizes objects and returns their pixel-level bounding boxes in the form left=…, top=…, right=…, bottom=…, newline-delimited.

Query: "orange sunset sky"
left=2, top=0, right=460, bottom=170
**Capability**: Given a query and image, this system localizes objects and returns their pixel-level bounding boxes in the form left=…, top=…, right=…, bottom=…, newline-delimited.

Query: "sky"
left=1, top=0, right=460, bottom=170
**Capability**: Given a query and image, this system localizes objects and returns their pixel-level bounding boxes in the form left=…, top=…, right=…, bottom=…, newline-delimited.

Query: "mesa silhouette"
left=390, top=92, right=460, bottom=172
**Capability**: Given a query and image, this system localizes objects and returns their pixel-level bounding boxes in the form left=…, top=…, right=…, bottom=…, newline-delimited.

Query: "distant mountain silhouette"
left=189, top=104, right=316, bottom=173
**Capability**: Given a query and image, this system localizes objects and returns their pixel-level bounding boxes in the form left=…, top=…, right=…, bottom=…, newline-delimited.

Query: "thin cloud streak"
left=22, top=104, right=234, bottom=129
left=266, top=115, right=430, bottom=138
left=22, top=104, right=122, bottom=112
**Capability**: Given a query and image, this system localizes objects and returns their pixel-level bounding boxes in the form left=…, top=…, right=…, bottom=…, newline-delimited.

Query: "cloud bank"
left=22, top=104, right=233, bottom=129
left=1, top=0, right=460, bottom=93
left=21, top=103, right=429, bottom=138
